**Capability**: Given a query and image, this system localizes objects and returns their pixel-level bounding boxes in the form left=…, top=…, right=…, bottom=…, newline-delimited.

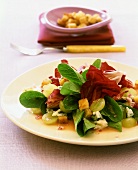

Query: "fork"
left=10, top=43, right=126, bottom=55
left=10, top=43, right=59, bottom=55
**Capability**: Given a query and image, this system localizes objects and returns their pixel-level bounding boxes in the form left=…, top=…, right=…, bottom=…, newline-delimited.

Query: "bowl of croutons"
left=43, top=6, right=112, bottom=34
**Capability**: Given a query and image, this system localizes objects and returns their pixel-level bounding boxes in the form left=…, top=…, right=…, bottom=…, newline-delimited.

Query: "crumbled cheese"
left=122, top=97, right=135, bottom=107
left=42, top=84, right=57, bottom=97
left=52, top=109, right=65, bottom=117
left=126, top=107, right=134, bottom=117
left=93, top=111, right=103, bottom=119
left=24, top=85, right=41, bottom=92
left=94, top=119, right=108, bottom=130
left=58, top=126, right=65, bottom=130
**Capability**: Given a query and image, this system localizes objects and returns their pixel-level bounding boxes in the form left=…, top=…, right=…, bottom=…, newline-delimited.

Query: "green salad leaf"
left=19, top=91, right=47, bottom=109
left=108, top=121, right=122, bottom=132
left=40, top=100, right=47, bottom=114
left=101, top=96, right=123, bottom=122
left=81, top=59, right=101, bottom=80
left=92, top=59, right=101, bottom=68
left=58, top=63, right=85, bottom=86
left=73, top=110, right=96, bottom=136
left=73, top=109, right=85, bottom=137
left=63, top=95, right=79, bottom=110
left=119, top=105, right=127, bottom=119
left=118, top=102, right=138, bottom=120
left=60, top=81, right=80, bottom=95
left=83, top=118, right=95, bottom=134
left=81, top=70, right=88, bottom=80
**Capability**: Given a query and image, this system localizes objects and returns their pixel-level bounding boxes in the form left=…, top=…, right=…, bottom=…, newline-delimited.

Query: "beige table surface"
left=0, top=0, right=138, bottom=170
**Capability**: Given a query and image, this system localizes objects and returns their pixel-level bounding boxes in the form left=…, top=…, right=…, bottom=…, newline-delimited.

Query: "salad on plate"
left=19, top=59, right=138, bottom=137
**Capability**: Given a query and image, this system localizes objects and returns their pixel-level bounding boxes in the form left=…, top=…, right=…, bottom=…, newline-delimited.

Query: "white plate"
left=1, top=58, right=138, bottom=146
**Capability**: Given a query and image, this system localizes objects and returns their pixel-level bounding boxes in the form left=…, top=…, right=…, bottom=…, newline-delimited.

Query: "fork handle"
left=65, top=45, right=126, bottom=53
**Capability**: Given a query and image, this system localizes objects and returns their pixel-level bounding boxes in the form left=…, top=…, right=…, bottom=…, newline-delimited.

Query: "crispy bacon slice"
left=54, top=59, right=69, bottom=79
left=46, top=89, right=64, bottom=108
left=118, top=75, right=133, bottom=88
left=61, top=59, right=68, bottom=64
left=134, top=103, right=138, bottom=109
left=100, top=62, right=116, bottom=71
left=55, top=68, right=61, bottom=78
left=101, top=62, right=133, bottom=88
left=49, top=76, right=60, bottom=86
left=80, top=65, right=121, bottom=104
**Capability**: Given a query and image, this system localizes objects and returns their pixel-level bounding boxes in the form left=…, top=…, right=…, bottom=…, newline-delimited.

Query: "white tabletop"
left=0, top=0, right=138, bottom=170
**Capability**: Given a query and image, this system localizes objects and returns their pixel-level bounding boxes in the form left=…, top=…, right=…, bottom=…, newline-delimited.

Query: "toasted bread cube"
left=66, top=18, right=75, bottom=23
left=41, top=79, right=51, bottom=87
left=77, top=23, right=87, bottom=28
left=74, top=11, right=85, bottom=20
left=92, top=14, right=102, bottom=22
left=84, top=108, right=93, bottom=118
left=79, top=16, right=88, bottom=24
left=66, top=23, right=77, bottom=28
left=134, top=96, right=138, bottom=103
left=79, top=98, right=89, bottom=110
left=61, top=14, right=69, bottom=22
left=66, top=12, right=74, bottom=18
left=68, top=18, right=79, bottom=25
left=88, top=16, right=97, bottom=24
left=86, top=14, right=92, bottom=18
left=71, top=12, right=77, bottom=18
left=135, top=80, right=138, bottom=89
left=57, top=14, right=69, bottom=27
left=59, top=78, right=68, bottom=86
left=57, top=18, right=66, bottom=27
left=58, top=116, right=68, bottom=124
left=95, top=16, right=102, bottom=22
